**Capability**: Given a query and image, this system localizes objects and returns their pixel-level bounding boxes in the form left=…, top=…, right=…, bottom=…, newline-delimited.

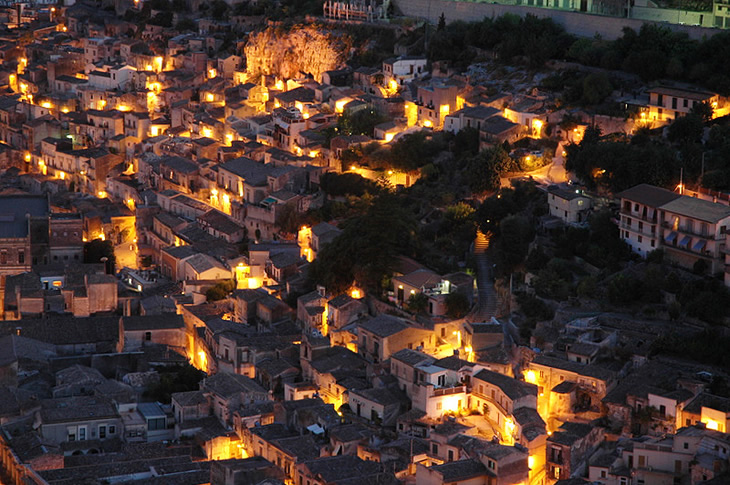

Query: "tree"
left=407, top=292, right=428, bottom=313
left=667, top=114, right=704, bottom=144
left=338, top=109, right=387, bottom=137
left=581, top=72, right=612, bottom=105
left=206, top=280, right=236, bottom=301
left=445, top=292, right=470, bottom=318
left=144, top=364, right=206, bottom=403
left=309, top=194, right=418, bottom=294
left=437, top=12, right=446, bottom=31
left=690, top=101, right=714, bottom=123
left=465, top=147, right=515, bottom=194
left=175, top=18, right=196, bottom=31
left=496, top=215, right=534, bottom=273
left=84, top=240, right=116, bottom=273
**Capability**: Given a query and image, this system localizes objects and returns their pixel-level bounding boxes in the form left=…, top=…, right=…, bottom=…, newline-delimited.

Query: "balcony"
left=661, top=221, right=721, bottom=240
left=432, top=385, right=468, bottom=397
left=619, top=222, right=656, bottom=238
left=663, top=240, right=715, bottom=260
left=619, top=209, right=657, bottom=223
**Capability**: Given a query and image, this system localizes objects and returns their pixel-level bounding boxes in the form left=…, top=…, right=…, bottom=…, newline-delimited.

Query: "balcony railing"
left=660, top=221, right=721, bottom=240
left=619, top=223, right=656, bottom=238
left=432, top=385, right=468, bottom=397
left=619, top=209, right=657, bottom=223
left=663, top=242, right=715, bottom=260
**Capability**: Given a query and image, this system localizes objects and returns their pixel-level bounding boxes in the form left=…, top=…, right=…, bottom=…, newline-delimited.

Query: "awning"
left=692, top=239, right=707, bottom=252
left=665, top=231, right=678, bottom=243
left=679, top=236, right=691, bottom=248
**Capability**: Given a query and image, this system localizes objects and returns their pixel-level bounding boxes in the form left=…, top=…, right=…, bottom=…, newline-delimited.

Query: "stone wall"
left=394, top=0, right=722, bottom=40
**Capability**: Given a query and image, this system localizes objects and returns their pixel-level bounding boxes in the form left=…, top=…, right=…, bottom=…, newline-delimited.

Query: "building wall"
left=40, top=418, right=123, bottom=444
left=125, top=328, right=186, bottom=351
left=619, top=197, right=661, bottom=257
left=394, top=0, right=722, bottom=40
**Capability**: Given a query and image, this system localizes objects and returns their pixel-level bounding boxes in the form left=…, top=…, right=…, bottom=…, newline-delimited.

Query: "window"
left=145, top=332, right=151, bottom=341
left=0, top=252, right=6, bottom=264
left=18, top=251, right=24, bottom=264
left=432, top=443, right=438, bottom=454
left=638, top=236, right=642, bottom=243
left=620, top=479, right=628, bottom=485
left=651, top=240, right=655, bottom=248
left=79, top=427, right=86, bottom=440
left=148, top=418, right=165, bottom=430
left=638, top=455, right=646, bottom=467
left=600, top=470, right=607, bottom=478
left=487, top=460, right=495, bottom=470
left=99, top=426, right=106, bottom=439
left=436, top=402, right=442, bottom=411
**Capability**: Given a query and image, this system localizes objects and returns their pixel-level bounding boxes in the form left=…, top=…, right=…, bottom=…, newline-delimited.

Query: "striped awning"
left=665, top=231, right=678, bottom=243
left=692, top=239, right=707, bottom=252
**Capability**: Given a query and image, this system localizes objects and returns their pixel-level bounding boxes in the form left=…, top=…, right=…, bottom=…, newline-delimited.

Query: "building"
left=547, top=186, right=593, bottom=224
left=617, top=184, right=681, bottom=257
left=618, top=184, right=730, bottom=275
left=646, top=85, right=719, bottom=122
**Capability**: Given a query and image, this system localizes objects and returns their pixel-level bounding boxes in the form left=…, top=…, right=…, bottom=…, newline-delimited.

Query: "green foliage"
left=517, top=293, right=554, bottom=321
left=452, top=127, right=480, bottom=159
left=407, top=292, right=428, bottom=313
left=209, top=0, right=229, bottom=19
left=565, top=25, right=730, bottom=94
left=387, top=132, right=449, bottom=171
left=338, top=109, right=388, bottom=138
left=663, top=271, right=682, bottom=294
left=581, top=72, right=613, bottom=105
left=437, top=12, right=446, bottom=31
left=652, top=330, right=730, bottom=368
left=175, top=18, right=196, bottom=31
left=667, top=114, right=704, bottom=144
left=150, top=11, right=173, bottom=27
left=692, top=258, right=708, bottom=275
left=320, top=172, right=379, bottom=197
left=140, top=255, right=153, bottom=268
left=533, top=266, right=571, bottom=301
left=496, top=215, right=534, bottom=273
left=206, top=280, right=236, bottom=301
left=445, top=292, right=470, bottom=318
left=309, top=194, right=417, bottom=294
left=84, top=239, right=116, bottom=273
left=526, top=246, right=550, bottom=273
left=576, top=276, right=598, bottom=298
left=678, top=278, right=730, bottom=324
left=428, top=14, right=575, bottom=69
left=465, top=147, right=516, bottom=194
left=566, top=134, right=680, bottom=192
left=607, top=273, right=645, bottom=306
left=144, top=364, right=206, bottom=403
